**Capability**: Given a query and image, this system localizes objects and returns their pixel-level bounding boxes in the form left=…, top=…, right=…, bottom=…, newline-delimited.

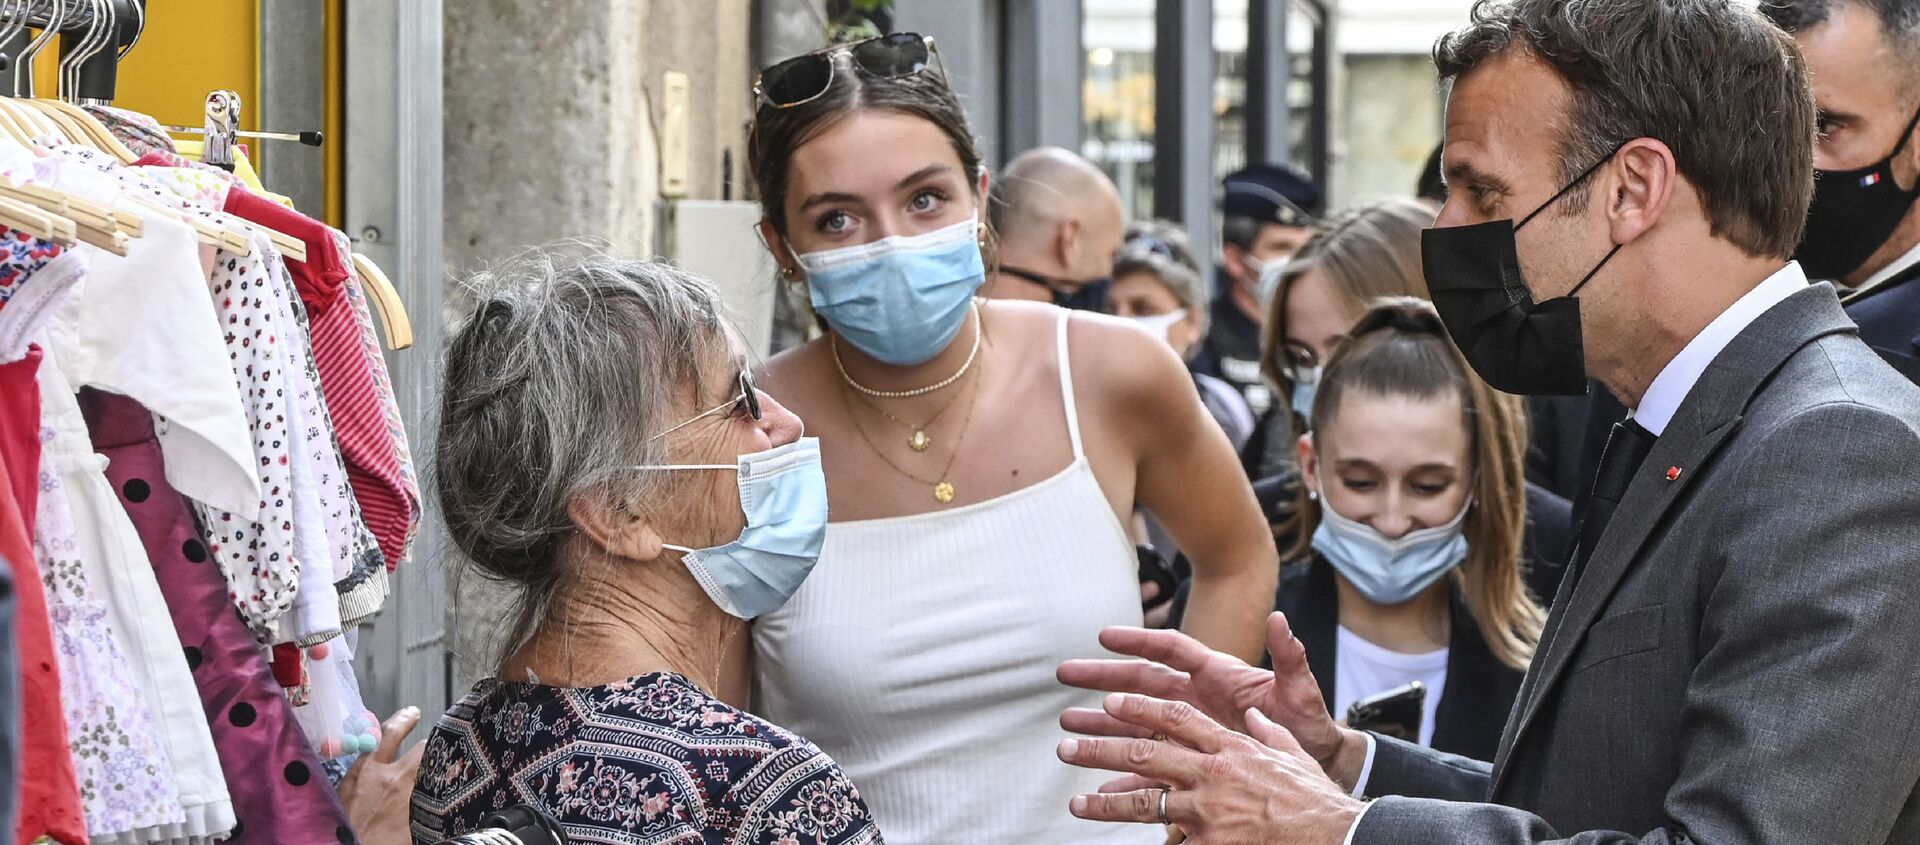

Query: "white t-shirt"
left=1332, top=625, right=1450, bottom=748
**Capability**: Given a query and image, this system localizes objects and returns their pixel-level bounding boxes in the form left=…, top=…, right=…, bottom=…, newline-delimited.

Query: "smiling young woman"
left=1285, top=297, right=1541, bottom=761
left=741, top=32, right=1278, bottom=844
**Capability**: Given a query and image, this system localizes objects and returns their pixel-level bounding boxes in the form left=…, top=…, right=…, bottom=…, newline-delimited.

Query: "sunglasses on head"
left=1125, top=232, right=1176, bottom=260
left=755, top=32, right=946, bottom=109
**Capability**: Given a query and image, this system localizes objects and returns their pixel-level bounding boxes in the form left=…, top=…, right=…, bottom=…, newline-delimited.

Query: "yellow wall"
left=30, top=0, right=348, bottom=226
left=33, top=0, right=260, bottom=134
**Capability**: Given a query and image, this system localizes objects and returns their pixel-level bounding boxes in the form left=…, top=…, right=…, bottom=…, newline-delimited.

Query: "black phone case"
left=1346, top=682, right=1425, bottom=742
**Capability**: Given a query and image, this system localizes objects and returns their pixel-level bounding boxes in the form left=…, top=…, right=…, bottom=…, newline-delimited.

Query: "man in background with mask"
left=1049, top=1, right=1920, bottom=842
left=1763, top=0, right=1920, bottom=381
left=1191, top=163, right=1323, bottom=420
left=985, top=146, right=1126, bottom=311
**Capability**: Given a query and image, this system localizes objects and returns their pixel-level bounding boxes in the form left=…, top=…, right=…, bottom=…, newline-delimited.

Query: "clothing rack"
left=0, top=0, right=143, bottom=100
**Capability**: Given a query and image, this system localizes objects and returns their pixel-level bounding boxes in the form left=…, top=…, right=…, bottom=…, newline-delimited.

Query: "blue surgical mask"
left=1290, top=364, right=1320, bottom=423
left=633, top=437, right=829, bottom=619
left=796, top=217, right=986, bottom=366
left=1310, top=480, right=1470, bottom=605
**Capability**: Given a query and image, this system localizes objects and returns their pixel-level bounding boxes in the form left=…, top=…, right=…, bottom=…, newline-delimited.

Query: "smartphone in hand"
left=1345, top=681, right=1426, bottom=742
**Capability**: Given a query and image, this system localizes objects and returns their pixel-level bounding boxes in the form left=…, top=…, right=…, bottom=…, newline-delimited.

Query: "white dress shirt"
left=1340, top=262, right=1809, bottom=844
left=1634, top=262, right=1810, bottom=435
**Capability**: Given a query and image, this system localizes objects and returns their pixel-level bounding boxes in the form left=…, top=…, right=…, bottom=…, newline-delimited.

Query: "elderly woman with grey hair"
left=1108, top=220, right=1256, bottom=452
left=408, top=250, right=884, bottom=845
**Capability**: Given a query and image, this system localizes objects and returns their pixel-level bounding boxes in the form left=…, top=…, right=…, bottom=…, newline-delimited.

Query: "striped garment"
left=223, top=190, right=415, bottom=580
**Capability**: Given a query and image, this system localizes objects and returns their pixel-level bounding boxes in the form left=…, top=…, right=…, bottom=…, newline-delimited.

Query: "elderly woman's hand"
left=338, top=706, right=428, bottom=845
left=1057, top=612, right=1370, bottom=791
left=1057, top=694, right=1363, bottom=844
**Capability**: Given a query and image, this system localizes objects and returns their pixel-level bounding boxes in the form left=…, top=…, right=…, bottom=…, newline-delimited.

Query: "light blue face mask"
left=1310, top=479, right=1471, bottom=606
left=1291, top=364, right=1321, bottom=422
left=633, top=437, right=829, bottom=620
left=796, top=217, right=986, bottom=366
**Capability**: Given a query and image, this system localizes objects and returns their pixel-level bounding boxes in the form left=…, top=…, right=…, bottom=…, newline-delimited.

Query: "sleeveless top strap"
left=1055, top=309, right=1085, bottom=460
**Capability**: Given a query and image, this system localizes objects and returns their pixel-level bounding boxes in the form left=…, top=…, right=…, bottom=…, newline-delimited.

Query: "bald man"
left=987, top=146, right=1128, bottom=309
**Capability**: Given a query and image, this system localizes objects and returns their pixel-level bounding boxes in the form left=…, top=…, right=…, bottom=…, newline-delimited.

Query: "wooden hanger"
left=0, top=102, right=38, bottom=148
left=0, top=194, right=74, bottom=246
left=6, top=97, right=64, bottom=141
left=350, top=253, right=412, bottom=350
left=35, top=99, right=138, bottom=164
left=121, top=194, right=252, bottom=256
left=0, top=175, right=140, bottom=233
left=22, top=100, right=86, bottom=143
left=216, top=211, right=307, bottom=262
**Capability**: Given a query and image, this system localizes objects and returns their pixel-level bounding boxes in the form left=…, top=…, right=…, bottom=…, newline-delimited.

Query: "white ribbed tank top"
left=754, top=312, right=1160, bottom=844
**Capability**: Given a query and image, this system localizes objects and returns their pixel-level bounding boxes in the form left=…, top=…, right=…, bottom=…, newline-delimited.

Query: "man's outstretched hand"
left=1058, top=611, right=1370, bottom=791
left=1058, top=693, right=1363, bottom=844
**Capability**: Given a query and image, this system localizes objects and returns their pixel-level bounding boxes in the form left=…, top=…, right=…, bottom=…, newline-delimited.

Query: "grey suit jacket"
left=1352, top=284, right=1920, bottom=843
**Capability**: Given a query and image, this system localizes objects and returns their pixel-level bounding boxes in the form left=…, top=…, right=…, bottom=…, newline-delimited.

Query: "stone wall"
left=440, top=0, right=755, bottom=691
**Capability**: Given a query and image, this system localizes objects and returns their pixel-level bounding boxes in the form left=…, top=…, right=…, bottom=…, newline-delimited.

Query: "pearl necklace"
left=831, top=300, right=983, bottom=399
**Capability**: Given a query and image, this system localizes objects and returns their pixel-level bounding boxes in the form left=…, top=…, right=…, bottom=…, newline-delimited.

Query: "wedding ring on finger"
left=1157, top=787, right=1171, bottom=825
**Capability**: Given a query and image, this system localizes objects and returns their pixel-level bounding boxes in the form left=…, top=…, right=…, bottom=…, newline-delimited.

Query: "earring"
left=780, top=265, right=797, bottom=280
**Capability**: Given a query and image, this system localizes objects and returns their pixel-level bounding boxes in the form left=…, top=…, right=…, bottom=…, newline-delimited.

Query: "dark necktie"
left=1567, top=420, right=1657, bottom=588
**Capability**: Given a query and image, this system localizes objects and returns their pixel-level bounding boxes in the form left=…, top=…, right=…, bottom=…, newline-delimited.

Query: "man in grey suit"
left=1050, top=1, right=1920, bottom=842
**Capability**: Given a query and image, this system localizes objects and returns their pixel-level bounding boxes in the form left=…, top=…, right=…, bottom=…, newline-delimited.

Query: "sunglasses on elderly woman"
left=651, top=369, right=763, bottom=442
left=754, top=32, right=946, bottom=109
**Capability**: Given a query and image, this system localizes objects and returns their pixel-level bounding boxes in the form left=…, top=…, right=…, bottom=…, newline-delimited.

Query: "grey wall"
left=260, top=1, right=328, bottom=216
left=440, top=0, right=757, bottom=693
left=346, top=0, right=447, bottom=720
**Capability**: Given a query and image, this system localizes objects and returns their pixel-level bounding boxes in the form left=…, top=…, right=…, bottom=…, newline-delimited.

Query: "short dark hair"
left=1222, top=214, right=1261, bottom=252
left=1760, top=0, right=1920, bottom=91
left=1435, top=0, right=1816, bottom=259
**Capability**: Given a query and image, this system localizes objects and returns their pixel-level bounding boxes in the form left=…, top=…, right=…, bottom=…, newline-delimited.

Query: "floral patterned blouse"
left=411, top=672, right=885, bottom=845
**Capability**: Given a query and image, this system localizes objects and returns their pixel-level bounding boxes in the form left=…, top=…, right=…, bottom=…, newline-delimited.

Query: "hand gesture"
left=338, top=706, right=428, bottom=845
left=1058, top=693, right=1362, bottom=844
left=1057, top=612, right=1368, bottom=789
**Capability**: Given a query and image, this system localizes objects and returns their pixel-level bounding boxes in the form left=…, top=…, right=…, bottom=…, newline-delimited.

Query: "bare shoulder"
left=1060, top=308, right=1194, bottom=401
left=764, top=336, right=822, bottom=383
left=978, top=299, right=1178, bottom=380
left=762, top=337, right=835, bottom=417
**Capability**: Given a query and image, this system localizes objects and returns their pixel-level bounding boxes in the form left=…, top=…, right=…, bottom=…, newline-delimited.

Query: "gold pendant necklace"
left=853, top=379, right=969, bottom=452
left=841, top=350, right=985, bottom=504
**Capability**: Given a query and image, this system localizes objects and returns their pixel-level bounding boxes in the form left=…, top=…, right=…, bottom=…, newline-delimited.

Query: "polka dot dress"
left=80, top=388, right=354, bottom=845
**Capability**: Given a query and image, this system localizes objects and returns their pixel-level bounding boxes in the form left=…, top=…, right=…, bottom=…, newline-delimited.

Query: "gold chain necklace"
left=840, top=350, right=985, bottom=504
left=850, top=375, right=970, bottom=452
left=832, top=300, right=983, bottom=400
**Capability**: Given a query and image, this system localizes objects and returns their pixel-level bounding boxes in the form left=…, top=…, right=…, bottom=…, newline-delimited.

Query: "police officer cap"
left=1222, top=163, right=1322, bottom=228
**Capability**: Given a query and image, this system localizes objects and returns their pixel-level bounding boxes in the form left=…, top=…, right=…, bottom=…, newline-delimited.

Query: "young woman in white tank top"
left=742, top=34, right=1279, bottom=843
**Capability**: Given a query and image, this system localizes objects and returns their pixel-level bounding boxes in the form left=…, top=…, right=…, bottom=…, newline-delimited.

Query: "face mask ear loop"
left=1566, top=242, right=1625, bottom=298
left=1890, top=103, right=1920, bottom=160
left=1516, top=140, right=1631, bottom=233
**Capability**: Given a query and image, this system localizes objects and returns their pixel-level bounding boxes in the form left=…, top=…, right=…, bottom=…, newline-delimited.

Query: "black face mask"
left=1796, top=105, right=1920, bottom=281
left=1000, top=266, right=1112, bottom=311
left=1423, top=146, right=1625, bottom=396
